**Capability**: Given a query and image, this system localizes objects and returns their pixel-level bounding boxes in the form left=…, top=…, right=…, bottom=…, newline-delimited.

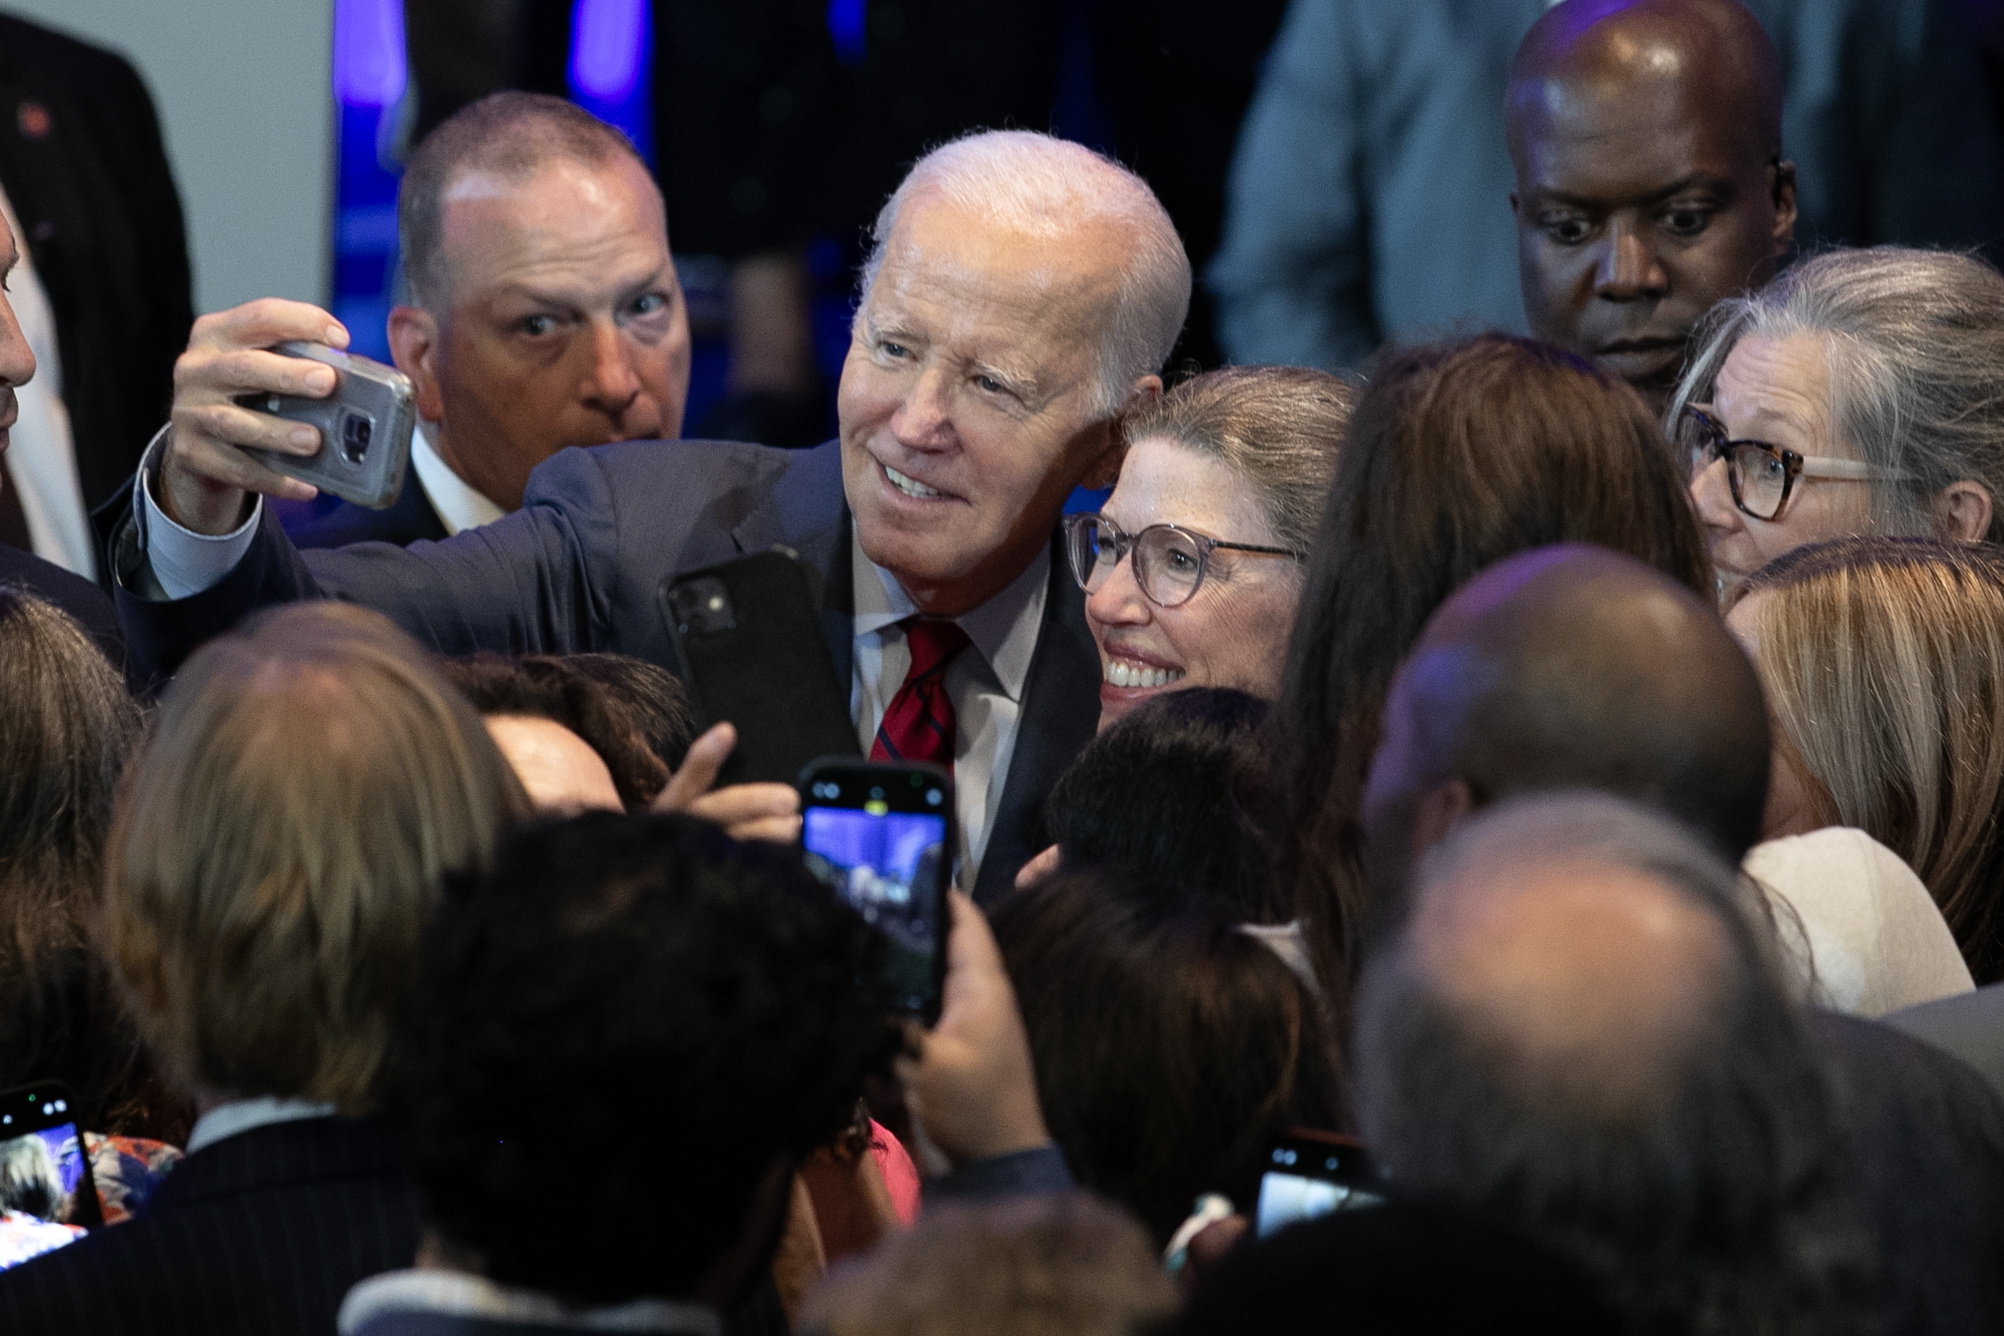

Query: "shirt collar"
left=849, top=527, right=1049, bottom=703
left=411, top=421, right=506, bottom=535
left=185, top=1096, right=338, bottom=1154
left=338, top=1268, right=722, bottom=1335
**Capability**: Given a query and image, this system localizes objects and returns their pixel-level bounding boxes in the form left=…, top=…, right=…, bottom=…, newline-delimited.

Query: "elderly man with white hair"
left=106, top=129, right=1192, bottom=901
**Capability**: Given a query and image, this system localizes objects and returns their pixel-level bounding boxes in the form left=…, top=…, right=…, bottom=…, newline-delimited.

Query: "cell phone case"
left=660, top=549, right=861, bottom=785
left=239, top=341, right=415, bottom=509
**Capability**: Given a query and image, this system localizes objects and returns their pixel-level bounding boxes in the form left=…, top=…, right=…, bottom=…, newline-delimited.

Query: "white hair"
left=859, top=130, right=1192, bottom=416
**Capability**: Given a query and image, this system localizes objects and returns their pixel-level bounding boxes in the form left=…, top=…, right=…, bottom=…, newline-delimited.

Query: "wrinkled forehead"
left=864, top=195, right=1127, bottom=361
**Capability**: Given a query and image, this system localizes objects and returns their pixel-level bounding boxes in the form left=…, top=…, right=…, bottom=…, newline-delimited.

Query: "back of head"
left=438, top=652, right=670, bottom=805
left=1673, top=247, right=2004, bottom=542
left=1355, top=793, right=1851, bottom=1336
left=1733, top=536, right=2004, bottom=982
left=399, top=91, right=649, bottom=308
left=800, top=1193, right=1176, bottom=1336
left=1172, top=1197, right=1622, bottom=1336
left=413, top=811, right=898, bottom=1306
left=1369, top=545, right=1770, bottom=896
left=990, top=866, right=1343, bottom=1244
left=1277, top=335, right=1712, bottom=972
left=1044, top=687, right=1286, bottom=919
left=0, top=591, right=163, bottom=1132
left=562, top=651, right=698, bottom=769
left=1116, top=365, right=1354, bottom=556
left=863, top=129, right=1191, bottom=413
left=105, top=603, right=528, bottom=1113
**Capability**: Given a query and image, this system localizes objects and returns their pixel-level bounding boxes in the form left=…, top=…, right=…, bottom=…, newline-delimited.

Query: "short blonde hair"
left=104, top=603, right=530, bottom=1112
left=1732, top=537, right=2004, bottom=982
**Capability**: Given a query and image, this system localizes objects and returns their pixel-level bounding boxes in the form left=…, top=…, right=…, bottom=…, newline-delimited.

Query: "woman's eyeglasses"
left=1679, top=404, right=1903, bottom=522
left=1063, top=513, right=1300, bottom=609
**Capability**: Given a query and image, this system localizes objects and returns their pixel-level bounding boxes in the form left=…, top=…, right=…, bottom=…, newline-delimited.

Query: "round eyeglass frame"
left=1062, top=512, right=1301, bottom=609
left=1680, top=405, right=1904, bottom=522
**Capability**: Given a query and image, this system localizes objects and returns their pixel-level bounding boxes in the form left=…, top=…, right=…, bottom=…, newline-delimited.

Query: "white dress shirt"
left=849, top=526, right=1048, bottom=883
left=339, top=1269, right=720, bottom=1335
left=184, top=1095, right=338, bottom=1154
left=0, top=181, right=96, bottom=579
left=136, top=420, right=502, bottom=599
left=410, top=421, right=504, bottom=535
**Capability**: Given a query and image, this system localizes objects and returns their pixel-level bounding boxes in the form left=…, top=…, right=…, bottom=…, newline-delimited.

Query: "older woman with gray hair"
left=1067, top=366, right=1352, bottom=728
left=1669, top=246, right=2004, bottom=592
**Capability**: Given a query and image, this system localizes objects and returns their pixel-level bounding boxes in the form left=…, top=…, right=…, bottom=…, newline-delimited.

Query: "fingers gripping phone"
left=661, top=550, right=861, bottom=786
left=0, top=1080, right=103, bottom=1271
left=236, top=341, right=415, bottom=509
left=799, top=759, right=954, bottom=1023
left=1254, top=1129, right=1384, bottom=1237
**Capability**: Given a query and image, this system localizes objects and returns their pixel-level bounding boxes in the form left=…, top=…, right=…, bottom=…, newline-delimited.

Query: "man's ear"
left=1079, top=374, right=1163, bottom=490
left=1936, top=479, right=1995, bottom=542
left=387, top=304, right=446, bottom=424
left=1770, top=159, right=1799, bottom=256
left=1409, top=778, right=1477, bottom=865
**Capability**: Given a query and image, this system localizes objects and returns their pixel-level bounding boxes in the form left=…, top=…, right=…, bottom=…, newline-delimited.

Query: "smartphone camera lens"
left=340, top=412, right=373, bottom=463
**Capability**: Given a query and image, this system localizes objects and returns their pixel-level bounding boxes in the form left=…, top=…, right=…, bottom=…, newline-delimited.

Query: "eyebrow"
left=1527, top=173, right=1740, bottom=210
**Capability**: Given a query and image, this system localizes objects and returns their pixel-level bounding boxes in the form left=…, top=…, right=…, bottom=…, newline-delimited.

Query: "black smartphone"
left=0, top=1079, right=103, bottom=1266
left=237, top=341, right=416, bottom=509
left=1253, top=1128, right=1384, bottom=1237
left=660, top=549, right=860, bottom=785
left=799, top=758, right=955, bottom=1023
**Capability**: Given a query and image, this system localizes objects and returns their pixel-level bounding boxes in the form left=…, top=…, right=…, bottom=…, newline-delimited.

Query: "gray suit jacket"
left=111, top=438, right=1099, bottom=901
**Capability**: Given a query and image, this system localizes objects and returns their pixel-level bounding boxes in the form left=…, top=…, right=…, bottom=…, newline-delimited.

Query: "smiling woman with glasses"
left=1079, top=366, right=1351, bottom=729
left=1668, top=246, right=2004, bottom=593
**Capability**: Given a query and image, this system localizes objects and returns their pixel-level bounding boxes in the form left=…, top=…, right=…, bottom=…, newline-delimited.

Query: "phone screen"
left=1254, top=1134, right=1384, bottom=1237
left=0, top=1086, right=95, bottom=1270
left=801, top=763, right=953, bottom=1018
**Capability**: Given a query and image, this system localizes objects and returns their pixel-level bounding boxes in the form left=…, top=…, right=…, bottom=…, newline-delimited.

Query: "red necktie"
left=871, top=618, right=970, bottom=767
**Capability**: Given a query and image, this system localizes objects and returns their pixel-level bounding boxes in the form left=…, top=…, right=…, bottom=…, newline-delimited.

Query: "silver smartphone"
left=237, top=341, right=415, bottom=509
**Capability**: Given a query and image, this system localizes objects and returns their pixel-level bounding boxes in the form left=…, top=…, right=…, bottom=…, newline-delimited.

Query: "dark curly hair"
left=410, top=812, right=900, bottom=1304
left=438, top=652, right=670, bottom=806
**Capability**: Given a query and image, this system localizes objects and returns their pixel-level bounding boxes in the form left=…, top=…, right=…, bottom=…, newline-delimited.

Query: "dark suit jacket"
left=0, top=540, right=124, bottom=677
left=0, top=15, right=193, bottom=513
left=0, top=1115, right=420, bottom=1336
left=1814, top=1012, right=2004, bottom=1335
left=113, top=439, right=1100, bottom=900
left=1883, top=984, right=2004, bottom=1108
left=279, top=476, right=453, bottom=550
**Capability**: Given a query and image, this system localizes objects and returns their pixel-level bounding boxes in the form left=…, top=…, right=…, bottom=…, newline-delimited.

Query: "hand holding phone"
left=1253, top=1129, right=1383, bottom=1237
left=893, top=890, right=1050, bottom=1173
left=236, top=341, right=415, bottom=509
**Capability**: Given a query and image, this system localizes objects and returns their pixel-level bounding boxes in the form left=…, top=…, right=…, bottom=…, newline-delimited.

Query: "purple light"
left=332, top=0, right=407, bottom=108
left=570, top=0, right=647, bottom=102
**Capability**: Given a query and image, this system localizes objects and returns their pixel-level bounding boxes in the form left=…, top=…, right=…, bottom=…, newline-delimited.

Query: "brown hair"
left=104, top=603, right=530, bottom=1112
left=1731, top=536, right=2004, bottom=982
left=1116, top=365, right=1354, bottom=555
left=1276, top=335, right=1713, bottom=997
left=799, top=1193, right=1176, bottom=1336
left=437, top=653, right=672, bottom=805
left=0, top=591, right=179, bottom=1137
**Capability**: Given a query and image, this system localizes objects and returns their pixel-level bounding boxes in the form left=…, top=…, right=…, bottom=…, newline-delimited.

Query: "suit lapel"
left=973, top=527, right=1101, bottom=903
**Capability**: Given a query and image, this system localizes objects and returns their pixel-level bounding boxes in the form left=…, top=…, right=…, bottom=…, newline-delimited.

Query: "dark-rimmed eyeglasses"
left=1678, top=405, right=1902, bottom=522
left=1063, top=513, right=1300, bottom=609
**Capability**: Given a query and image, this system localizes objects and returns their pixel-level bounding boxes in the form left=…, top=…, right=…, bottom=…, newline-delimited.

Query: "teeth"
left=1103, top=658, right=1185, bottom=689
left=885, top=464, right=944, bottom=499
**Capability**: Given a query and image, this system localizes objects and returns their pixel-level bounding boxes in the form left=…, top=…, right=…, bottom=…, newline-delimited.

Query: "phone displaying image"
left=1254, top=1129, right=1383, bottom=1238
left=237, top=340, right=415, bottom=509
left=0, top=1080, right=102, bottom=1272
left=799, top=759, right=954, bottom=1023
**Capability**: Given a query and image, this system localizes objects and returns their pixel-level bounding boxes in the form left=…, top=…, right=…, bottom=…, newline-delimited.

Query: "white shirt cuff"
left=134, top=424, right=263, bottom=600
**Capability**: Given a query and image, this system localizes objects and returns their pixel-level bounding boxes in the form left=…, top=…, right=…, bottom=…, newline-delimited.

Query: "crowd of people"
left=2, top=0, right=2004, bottom=1332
